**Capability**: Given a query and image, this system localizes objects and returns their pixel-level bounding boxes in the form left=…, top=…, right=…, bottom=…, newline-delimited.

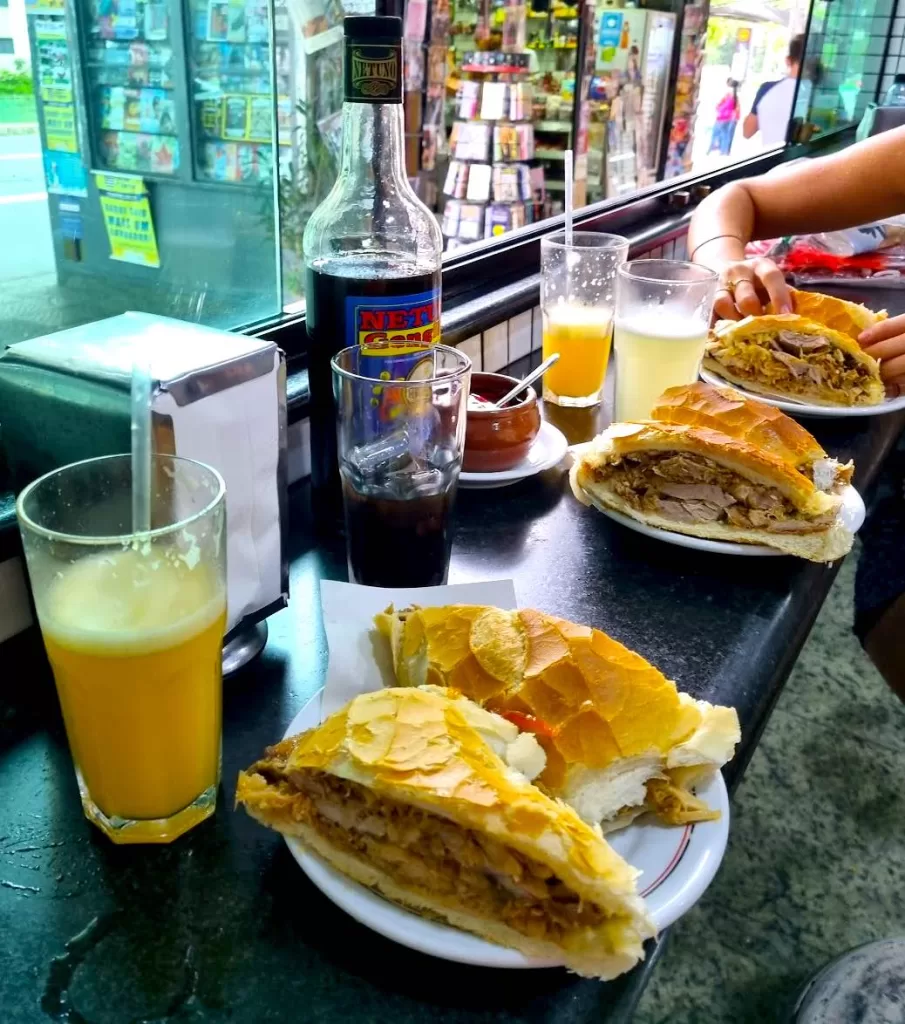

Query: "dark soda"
left=305, top=257, right=440, bottom=532
left=341, top=472, right=455, bottom=587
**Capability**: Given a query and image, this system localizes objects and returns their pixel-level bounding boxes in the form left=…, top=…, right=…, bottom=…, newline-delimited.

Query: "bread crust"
left=767, top=288, right=887, bottom=340
left=374, top=609, right=740, bottom=808
left=651, top=382, right=826, bottom=468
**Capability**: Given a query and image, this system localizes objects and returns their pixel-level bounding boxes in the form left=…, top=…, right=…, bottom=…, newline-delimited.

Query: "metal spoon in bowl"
left=494, top=353, right=560, bottom=408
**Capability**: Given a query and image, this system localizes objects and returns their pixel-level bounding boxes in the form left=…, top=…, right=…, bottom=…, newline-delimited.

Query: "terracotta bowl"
left=463, top=372, right=542, bottom=473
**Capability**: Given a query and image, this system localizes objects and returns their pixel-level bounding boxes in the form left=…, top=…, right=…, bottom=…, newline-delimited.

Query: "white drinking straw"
left=131, top=358, right=152, bottom=534
left=564, top=148, right=574, bottom=247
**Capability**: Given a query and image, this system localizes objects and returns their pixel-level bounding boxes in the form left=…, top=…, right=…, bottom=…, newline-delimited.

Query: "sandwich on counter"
left=237, top=687, right=655, bottom=979
left=704, top=290, right=885, bottom=406
left=375, top=605, right=740, bottom=832
left=570, top=382, right=855, bottom=561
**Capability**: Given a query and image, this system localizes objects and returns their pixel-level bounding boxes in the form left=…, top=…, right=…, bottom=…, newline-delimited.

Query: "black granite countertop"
left=2, top=398, right=903, bottom=1023
left=3, top=276, right=905, bottom=1022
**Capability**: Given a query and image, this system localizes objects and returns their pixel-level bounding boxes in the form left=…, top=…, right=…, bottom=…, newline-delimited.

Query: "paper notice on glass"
left=319, top=579, right=517, bottom=719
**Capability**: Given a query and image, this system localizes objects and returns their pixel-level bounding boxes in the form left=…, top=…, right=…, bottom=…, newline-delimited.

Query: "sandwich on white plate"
left=237, top=686, right=655, bottom=980
left=570, top=381, right=855, bottom=562
left=374, top=604, right=740, bottom=835
left=705, top=290, right=885, bottom=407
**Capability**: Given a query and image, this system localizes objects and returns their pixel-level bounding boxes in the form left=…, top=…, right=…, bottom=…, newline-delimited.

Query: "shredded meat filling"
left=257, top=765, right=615, bottom=941
left=709, top=331, right=872, bottom=397
left=593, top=451, right=834, bottom=533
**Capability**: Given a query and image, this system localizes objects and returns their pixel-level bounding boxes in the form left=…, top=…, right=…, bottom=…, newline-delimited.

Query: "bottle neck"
left=338, top=100, right=408, bottom=189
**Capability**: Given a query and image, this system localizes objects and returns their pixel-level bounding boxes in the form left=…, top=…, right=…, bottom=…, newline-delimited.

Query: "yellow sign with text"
left=43, top=102, right=77, bottom=152
left=95, top=173, right=160, bottom=268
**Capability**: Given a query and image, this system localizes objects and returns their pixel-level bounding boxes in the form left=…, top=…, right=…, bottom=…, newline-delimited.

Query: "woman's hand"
left=859, top=313, right=905, bottom=397
left=709, top=257, right=793, bottom=321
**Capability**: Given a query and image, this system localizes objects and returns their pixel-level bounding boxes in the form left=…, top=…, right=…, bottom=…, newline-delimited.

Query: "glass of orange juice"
left=540, top=231, right=629, bottom=407
left=17, top=454, right=226, bottom=845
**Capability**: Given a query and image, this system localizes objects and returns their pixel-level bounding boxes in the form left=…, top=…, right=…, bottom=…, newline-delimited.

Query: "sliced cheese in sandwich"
left=374, top=606, right=740, bottom=833
left=237, top=687, right=654, bottom=980
left=570, top=415, right=853, bottom=562
left=705, top=313, right=884, bottom=407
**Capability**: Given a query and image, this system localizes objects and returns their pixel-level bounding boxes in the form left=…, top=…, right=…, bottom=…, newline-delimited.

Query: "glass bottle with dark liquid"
left=304, top=14, right=442, bottom=531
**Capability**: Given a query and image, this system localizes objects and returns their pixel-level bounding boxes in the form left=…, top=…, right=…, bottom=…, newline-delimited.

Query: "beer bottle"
left=304, top=14, right=443, bottom=530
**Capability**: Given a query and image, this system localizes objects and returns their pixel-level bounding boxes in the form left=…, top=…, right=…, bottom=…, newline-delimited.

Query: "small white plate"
left=281, top=693, right=729, bottom=967
left=586, top=484, right=865, bottom=557
left=459, top=420, right=569, bottom=490
left=700, top=368, right=905, bottom=418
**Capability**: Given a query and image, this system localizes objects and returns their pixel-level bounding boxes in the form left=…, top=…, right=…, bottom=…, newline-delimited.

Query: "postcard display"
left=442, top=52, right=544, bottom=251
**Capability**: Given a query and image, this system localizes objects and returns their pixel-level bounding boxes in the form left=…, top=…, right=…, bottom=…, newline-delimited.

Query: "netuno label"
left=345, top=287, right=440, bottom=357
left=344, top=42, right=402, bottom=103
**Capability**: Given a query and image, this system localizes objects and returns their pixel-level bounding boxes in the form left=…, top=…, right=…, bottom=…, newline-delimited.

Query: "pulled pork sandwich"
left=375, top=606, right=739, bottom=833
left=570, top=383, right=855, bottom=562
left=237, top=687, right=655, bottom=979
left=704, top=300, right=884, bottom=407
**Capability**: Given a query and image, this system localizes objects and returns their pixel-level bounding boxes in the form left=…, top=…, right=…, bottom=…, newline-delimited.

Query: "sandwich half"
left=704, top=313, right=884, bottom=407
left=766, top=288, right=887, bottom=341
left=236, top=687, right=654, bottom=980
left=570, top=418, right=853, bottom=561
left=374, top=606, right=740, bottom=833
left=651, top=382, right=853, bottom=491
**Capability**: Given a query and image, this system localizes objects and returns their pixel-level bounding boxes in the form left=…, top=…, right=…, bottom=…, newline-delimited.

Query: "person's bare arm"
left=742, top=112, right=758, bottom=139
left=689, top=126, right=905, bottom=319
left=689, top=127, right=905, bottom=392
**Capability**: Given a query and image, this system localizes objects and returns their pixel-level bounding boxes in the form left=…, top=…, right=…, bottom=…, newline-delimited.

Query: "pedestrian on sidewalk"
left=708, top=79, right=741, bottom=155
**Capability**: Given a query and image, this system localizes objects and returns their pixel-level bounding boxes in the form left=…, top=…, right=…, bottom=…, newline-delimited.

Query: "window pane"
left=794, top=0, right=887, bottom=135
left=0, top=0, right=281, bottom=356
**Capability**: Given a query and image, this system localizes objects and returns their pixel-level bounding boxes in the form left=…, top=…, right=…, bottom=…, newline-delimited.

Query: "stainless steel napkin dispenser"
left=0, top=312, right=288, bottom=636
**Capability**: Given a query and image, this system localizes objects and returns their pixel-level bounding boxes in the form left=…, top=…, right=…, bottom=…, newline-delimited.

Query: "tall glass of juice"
left=613, top=260, right=718, bottom=422
left=540, top=231, right=629, bottom=407
left=17, top=454, right=226, bottom=845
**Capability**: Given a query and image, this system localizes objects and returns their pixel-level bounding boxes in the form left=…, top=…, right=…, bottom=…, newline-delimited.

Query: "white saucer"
left=587, top=484, right=865, bottom=557
left=281, top=692, right=730, bottom=968
left=459, top=420, right=569, bottom=490
left=700, top=368, right=905, bottom=418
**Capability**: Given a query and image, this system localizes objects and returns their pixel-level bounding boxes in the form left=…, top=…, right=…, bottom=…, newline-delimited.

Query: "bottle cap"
left=344, top=15, right=402, bottom=41
left=894, top=73, right=905, bottom=84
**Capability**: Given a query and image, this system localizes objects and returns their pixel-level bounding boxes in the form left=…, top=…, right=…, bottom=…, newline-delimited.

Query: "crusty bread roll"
left=374, top=607, right=740, bottom=831
left=705, top=313, right=884, bottom=407
left=651, top=381, right=827, bottom=470
left=570, top=420, right=852, bottom=562
left=237, top=687, right=654, bottom=979
left=767, top=288, right=886, bottom=341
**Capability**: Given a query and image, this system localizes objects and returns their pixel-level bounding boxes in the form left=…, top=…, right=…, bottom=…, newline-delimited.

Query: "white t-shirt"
left=755, top=77, right=798, bottom=146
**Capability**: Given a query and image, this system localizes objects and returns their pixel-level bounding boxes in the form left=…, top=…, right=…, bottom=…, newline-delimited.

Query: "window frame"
left=254, top=125, right=857, bottom=374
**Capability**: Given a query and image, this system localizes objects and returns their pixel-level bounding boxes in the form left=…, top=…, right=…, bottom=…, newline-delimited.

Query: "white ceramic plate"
left=700, top=368, right=905, bottom=418
left=282, top=693, right=730, bottom=968
left=586, top=485, right=865, bottom=557
left=459, top=420, right=569, bottom=490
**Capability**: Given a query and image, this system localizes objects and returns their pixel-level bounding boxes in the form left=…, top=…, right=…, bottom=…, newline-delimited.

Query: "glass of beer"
left=540, top=230, right=629, bottom=407
left=17, top=454, right=227, bottom=844
left=614, top=260, right=718, bottom=422
left=332, top=344, right=471, bottom=587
